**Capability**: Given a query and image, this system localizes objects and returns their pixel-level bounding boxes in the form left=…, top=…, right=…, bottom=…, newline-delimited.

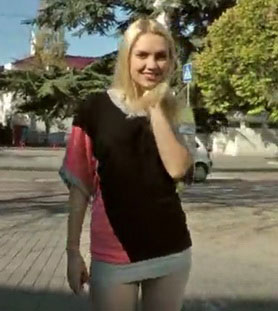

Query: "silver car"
left=194, top=136, right=213, bottom=182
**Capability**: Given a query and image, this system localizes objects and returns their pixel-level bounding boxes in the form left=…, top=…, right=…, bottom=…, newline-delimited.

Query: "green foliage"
left=36, top=0, right=119, bottom=36
left=75, top=52, right=116, bottom=98
left=0, top=52, right=116, bottom=119
left=34, top=27, right=68, bottom=68
left=194, top=0, right=278, bottom=121
left=36, top=0, right=236, bottom=66
left=9, top=0, right=236, bottom=121
left=0, top=23, right=70, bottom=132
left=0, top=67, right=76, bottom=119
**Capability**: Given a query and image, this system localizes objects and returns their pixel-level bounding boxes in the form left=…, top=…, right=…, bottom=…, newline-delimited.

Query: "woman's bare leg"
left=90, top=281, right=139, bottom=311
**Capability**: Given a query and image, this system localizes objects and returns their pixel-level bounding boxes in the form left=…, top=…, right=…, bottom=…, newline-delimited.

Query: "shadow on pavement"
left=182, top=298, right=278, bottom=311
left=0, top=286, right=90, bottom=311
left=182, top=179, right=278, bottom=209
left=0, top=193, right=67, bottom=205
left=0, top=202, right=67, bottom=217
left=0, top=193, right=68, bottom=217
left=0, top=286, right=278, bottom=311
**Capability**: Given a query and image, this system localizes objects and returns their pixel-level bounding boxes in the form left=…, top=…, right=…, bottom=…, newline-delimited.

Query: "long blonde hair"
left=112, top=18, right=178, bottom=121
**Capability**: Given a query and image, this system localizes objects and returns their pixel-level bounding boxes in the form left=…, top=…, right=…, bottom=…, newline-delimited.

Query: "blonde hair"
left=112, top=18, right=178, bottom=121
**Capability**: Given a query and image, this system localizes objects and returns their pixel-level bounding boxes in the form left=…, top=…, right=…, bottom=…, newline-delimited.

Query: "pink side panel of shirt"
left=64, top=126, right=130, bottom=264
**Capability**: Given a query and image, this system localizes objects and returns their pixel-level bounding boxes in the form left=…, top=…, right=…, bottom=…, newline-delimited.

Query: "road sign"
left=183, top=63, right=192, bottom=83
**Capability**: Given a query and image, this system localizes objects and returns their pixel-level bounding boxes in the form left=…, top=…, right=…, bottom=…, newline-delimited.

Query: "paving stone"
left=0, top=169, right=278, bottom=311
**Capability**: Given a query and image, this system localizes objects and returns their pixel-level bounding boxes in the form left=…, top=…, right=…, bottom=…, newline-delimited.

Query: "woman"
left=60, top=18, right=193, bottom=311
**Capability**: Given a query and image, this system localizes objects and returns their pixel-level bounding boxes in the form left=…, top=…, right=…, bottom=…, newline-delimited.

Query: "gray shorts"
left=90, top=247, right=192, bottom=287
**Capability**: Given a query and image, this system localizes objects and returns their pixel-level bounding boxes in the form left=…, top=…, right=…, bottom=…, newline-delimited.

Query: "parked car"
left=194, top=136, right=212, bottom=182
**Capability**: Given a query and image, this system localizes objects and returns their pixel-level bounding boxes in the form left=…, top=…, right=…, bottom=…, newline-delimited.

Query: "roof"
left=65, top=55, right=97, bottom=69
left=12, top=55, right=97, bottom=70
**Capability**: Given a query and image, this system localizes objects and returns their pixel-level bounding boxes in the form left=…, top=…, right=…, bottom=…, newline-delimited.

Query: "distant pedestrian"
left=60, top=18, right=193, bottom=311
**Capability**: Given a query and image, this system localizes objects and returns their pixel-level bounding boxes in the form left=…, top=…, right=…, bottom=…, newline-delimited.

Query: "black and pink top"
left=60, top=90, right=192, bottom=265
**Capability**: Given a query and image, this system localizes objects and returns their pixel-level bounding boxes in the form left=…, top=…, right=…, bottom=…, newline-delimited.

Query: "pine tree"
left=1, top=0, right=237, bottom=125
left=0, top=8, right=69, bottom=141
left=36, top=0, right=236, bottom=89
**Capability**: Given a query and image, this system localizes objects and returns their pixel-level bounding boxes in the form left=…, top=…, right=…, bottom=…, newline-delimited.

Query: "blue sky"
left=0, top=0, right=119, bottom=65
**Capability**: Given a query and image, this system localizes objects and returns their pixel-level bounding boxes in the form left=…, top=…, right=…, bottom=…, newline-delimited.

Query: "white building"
left=210, top=113, right=278, bottom=157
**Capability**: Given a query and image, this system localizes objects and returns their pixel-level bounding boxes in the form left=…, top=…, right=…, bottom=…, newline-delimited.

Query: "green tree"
left=36, top=0, right=236, bottom=89
left=2, top=0, right=236, bottom=134
left=0, top=52, right=115, bottom=122
left=194, top=0, right=278, bottom=121
left=0, top=21, right=69, bottom=141
left=34, top=27, right=67, bottom=69
left=75, top=52, right=116, bottom=98
left=0, top=67, right=76, bottom=122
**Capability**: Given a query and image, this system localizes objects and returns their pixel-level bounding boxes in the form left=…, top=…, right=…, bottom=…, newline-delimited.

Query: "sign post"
left=182, top=63, right=192, bottom=107
left=181, top=63, right=196, bottom=159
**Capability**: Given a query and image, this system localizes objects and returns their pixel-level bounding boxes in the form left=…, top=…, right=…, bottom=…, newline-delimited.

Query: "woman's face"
left=129, top=33, right=170, bottom=91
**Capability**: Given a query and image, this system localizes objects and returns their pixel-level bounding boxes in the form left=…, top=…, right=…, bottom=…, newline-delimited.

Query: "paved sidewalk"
left=0, top=147, right=65, bottom=171
left=1, top=170, right=278, bottom=311
left=0, top=170, right=91, bottom=311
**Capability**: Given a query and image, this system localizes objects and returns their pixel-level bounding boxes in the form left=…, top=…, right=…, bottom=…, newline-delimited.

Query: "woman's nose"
left=146, top=56, right=158, bottom=69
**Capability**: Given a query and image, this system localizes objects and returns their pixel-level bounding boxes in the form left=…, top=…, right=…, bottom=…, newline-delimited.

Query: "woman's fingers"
left=81, top=264, right=90, bottom=285
left=67, top=251, right=88, bottom=295
left=68, top=265, right=81, bottom=294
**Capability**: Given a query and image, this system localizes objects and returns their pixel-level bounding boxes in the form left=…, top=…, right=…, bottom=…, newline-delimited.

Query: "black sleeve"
left=72, top=92, right=102, bottom=132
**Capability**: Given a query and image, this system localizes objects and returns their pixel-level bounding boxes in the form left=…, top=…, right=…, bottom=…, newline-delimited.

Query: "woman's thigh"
left=141, top=253, right=192, bottom=311
left=90, top=281, right=139, bottom=311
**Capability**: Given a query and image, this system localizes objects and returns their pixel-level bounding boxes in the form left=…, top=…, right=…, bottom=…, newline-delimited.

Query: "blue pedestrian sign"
left=183, top=63, right=192, bottom=83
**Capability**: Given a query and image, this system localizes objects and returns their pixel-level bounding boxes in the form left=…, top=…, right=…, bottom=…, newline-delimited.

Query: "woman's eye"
left=136, top=53, right=148, bottom=59
left=156, top=53, right=167, bottom=60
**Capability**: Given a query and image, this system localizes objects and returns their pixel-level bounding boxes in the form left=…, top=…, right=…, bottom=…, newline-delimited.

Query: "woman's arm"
left=66, top=185, right=90, bottom=294
left=150, top=104, right=193, bottom=179
left=67, top=185, right=89, bottom=251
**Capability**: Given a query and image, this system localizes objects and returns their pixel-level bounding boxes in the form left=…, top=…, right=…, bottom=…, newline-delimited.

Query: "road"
left=0, top=170, right=277, bottom=311
left=182, top=172, right=278, bottom=310
left=0, top=147, right=278, bottom=171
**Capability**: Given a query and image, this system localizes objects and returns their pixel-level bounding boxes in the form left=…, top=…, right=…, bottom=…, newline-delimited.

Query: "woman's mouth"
left=143, top=72, right=159, bottom=81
